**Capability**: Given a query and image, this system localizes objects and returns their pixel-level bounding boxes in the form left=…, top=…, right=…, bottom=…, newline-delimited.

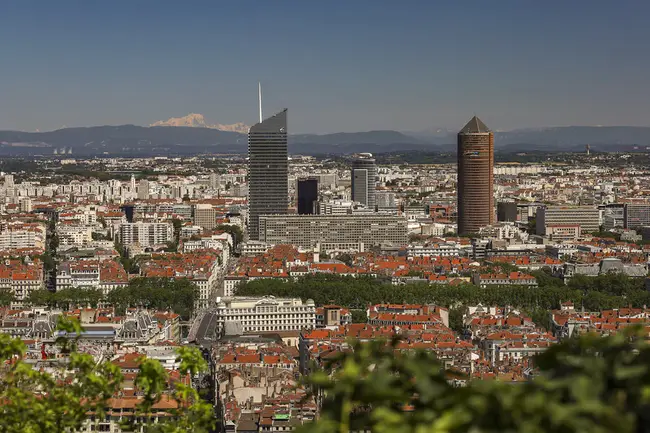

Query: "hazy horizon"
left=8, top=117, right=650, bottom=136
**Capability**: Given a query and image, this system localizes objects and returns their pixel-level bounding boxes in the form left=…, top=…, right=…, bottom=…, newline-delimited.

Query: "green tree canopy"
left=107, top=277, right=198, bottom=320
left=28, top=287, right=104, bottom=309
left=236, top=273, right=650, bottom=312
left=215, top=224, right=243, bottom=247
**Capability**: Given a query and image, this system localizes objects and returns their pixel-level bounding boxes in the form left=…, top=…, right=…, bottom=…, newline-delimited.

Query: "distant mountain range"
left=1, top=121, right=650, bottom=157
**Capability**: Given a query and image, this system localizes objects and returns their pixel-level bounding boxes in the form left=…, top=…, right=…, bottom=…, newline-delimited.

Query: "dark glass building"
left=248, top=109, right=288, bottom=240
left=297, top=178, right=319, bottom=215
left=457, top=116, right=494, bottom=235
left=351, top=153, right=377, bottom=209
left=497, top=202, right=518, bottom=222
left=121, top=205, right=135, bottom=223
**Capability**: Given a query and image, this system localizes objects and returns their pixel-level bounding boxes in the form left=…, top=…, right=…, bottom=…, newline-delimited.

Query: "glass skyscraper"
left=247, top=109, right=288, bottom=240
left=351, top=154, right=377, bottom=209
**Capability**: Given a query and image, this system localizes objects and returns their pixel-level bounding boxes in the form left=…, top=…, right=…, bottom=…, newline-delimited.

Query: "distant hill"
left=290, top=130, right=430, bottom=155
left=410, top=126, right=650, bottom=151
left=494, top=126, right=650, bottom=152
left=0, top=124, right=650, bottom=157
left=0, top=126, right=429, bottom=156
left=0, top=125, right=246, bottom=156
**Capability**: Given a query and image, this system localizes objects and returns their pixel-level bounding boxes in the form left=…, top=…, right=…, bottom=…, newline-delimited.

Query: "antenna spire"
left=258, top=82, right=263, bottom=123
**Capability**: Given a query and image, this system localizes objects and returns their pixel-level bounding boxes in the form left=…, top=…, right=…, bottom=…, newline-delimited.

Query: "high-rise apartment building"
left=297, top=178, right=318, bottom=215
left=457, top=116, right=494, bottom=234
left=194, top=204, right=217, bottom=230
left=137, top=180, right=150, bottom=200
left=248, top=109, right=288, bottom=240
left=351, top=154, right=377, bottom=209
left=19, top=198, right=33, bottom=213
left=209, top=172, right=221, bottom=190
left=119, top=222, right=173, bottom=247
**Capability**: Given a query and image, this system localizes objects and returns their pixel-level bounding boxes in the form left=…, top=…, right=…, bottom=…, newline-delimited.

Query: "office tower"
left=497, top=202, right=518, bottom=222
left=457, top=116, right=494, bottom=235
left=297, top=178, right=318, bottom=215
left=351, top=153, right=377, bottom=209
left=194, top=204, right=217, bottom=230
left=602, top=203, right=624, bottom=230
left=248, top=109, right=288, bottom=240
left=624, top=203, right=650, bottom=229
left=536, top=206, right=600, bottom=236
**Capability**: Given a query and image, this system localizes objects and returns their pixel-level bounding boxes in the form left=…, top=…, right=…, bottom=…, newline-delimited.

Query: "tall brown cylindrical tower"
left=457, top=116, right=494, bottom=235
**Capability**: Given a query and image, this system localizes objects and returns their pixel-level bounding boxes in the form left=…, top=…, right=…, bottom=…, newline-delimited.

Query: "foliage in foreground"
left=302, top=327, right=650, bottom=433
left=4, top=317, right=650, bottom=433
left=0, top=317, right=214, bottom=433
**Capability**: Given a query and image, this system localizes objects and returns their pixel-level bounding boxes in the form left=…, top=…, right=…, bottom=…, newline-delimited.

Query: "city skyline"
left=1, top=1, right=650, bottom=133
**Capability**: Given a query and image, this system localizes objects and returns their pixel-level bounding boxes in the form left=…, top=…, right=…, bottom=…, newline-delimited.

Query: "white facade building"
left=214, top=296, right=315, bottom=335
left=119, top=222, right=173, bottom=247
left=57, top=224, right=93, bottom=248
left=0, top=223, right=46, bottom=251
left=407, top=243, right=461, bottom=258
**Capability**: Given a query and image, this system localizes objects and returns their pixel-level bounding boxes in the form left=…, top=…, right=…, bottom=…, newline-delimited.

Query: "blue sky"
left=0, top=1, right=648, bottom=133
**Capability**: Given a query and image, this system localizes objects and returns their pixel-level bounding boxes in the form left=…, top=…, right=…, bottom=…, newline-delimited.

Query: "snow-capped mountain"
left=150, top=113, right=250, bottom=134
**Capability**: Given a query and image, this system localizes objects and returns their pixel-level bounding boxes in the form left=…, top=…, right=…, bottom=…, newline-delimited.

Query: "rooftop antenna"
left=258, top=82, right=263, bottom=123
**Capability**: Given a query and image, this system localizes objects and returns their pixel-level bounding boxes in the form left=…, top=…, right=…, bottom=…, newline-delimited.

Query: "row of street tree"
left=236, top=271, right=649, bottom=315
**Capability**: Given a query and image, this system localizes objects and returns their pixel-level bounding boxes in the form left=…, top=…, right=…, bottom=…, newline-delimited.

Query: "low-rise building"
left=315, top=305, right=352, bottom=328
left=473, top=272, right=538, bottom=288
left=56, top=259, right=128, bottom=296
left=367, top=303, right=449, bottom=328
left=557, top=258, right=648, bottom=283
left=407, top=242, right=460, bottom=258
left=550, top=304, right=650, bottom=339
left=140, top=251, right=223, bottom=310
left=0, top=259, right=45, bottom=307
